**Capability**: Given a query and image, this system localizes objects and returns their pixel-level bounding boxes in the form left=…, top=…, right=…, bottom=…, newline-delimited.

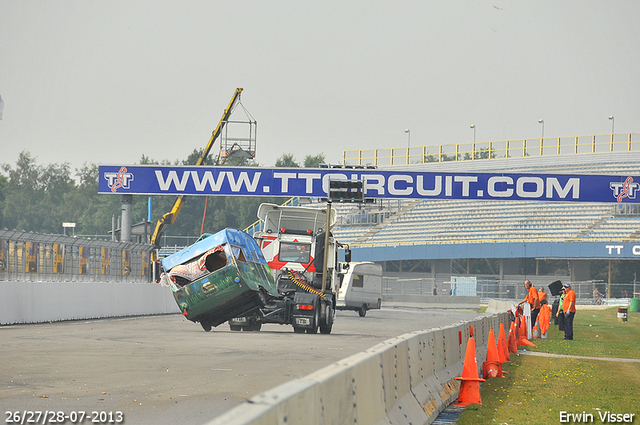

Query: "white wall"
left=0, top=281, right=179, bottom=325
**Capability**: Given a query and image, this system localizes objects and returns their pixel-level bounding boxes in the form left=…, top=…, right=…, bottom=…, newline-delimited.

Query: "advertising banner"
left=53, top=243, right=65, bottom=274
left=78, top=246, right=89, bottom=275
left=0, top=239, right=6, bottom=271
left=98, top=165, right=640, bottom=204
left=122, top=250, right=131, bottom=276
left=142, top=251, right=149, bottom=277
left=25, top=241, right=38, bottom=273
left=101, top=248, right=111, bottom=275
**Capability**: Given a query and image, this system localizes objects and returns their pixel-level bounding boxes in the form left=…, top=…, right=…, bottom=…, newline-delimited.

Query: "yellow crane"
left=149, top=88, right=250, bottom=258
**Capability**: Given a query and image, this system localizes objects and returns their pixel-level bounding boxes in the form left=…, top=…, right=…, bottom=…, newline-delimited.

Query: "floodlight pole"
left=322, top=201, right=332, bottom=293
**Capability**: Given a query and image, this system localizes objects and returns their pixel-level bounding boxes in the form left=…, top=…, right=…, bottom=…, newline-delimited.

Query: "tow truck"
left=228, top=203, right=348, bottom=334
left=160, top=202, right=347, bottom=334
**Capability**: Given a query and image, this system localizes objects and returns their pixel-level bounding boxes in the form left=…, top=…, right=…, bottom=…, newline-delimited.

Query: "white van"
left=336, top=262, right=383, bottom=317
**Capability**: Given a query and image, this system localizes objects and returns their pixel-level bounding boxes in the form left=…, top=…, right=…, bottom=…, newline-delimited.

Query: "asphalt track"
left=1, top=307, right=480, bottom=425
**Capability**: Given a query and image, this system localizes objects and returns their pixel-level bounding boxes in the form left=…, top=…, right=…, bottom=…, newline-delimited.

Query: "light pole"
left=609, top=116, right=615, bottom=150
left=405, top=129, right=410, bottom=164
left=470, top=125, right=476, bottom=159
left=609, top=115, right=615, bottom=134
left=538, top=119, right=544, bottom=139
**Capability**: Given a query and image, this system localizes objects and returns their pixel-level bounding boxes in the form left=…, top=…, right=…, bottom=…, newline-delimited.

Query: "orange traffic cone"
left=497, top=323, right=510, bottom=364
left=517, top=316, right=536, bottom=347
left=508, top=322, right=518, bottom=354
left=482, top=329, right=504, bottom=378
left=454, top=337, right=485, bottom=406
left=532, top=319, right=541, bottom=339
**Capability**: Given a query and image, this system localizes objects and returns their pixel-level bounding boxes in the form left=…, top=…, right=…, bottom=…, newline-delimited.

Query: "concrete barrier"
left=0, top=281, right=179, bottom=325
left=206, top=312, right=510, bottom=425
left=0, top=282, right=481, bottom=325
left=485, top=299, right=515, bottom=315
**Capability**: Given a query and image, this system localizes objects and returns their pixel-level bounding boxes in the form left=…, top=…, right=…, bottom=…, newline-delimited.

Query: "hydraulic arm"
left=150, top=88, right=244, bottom=254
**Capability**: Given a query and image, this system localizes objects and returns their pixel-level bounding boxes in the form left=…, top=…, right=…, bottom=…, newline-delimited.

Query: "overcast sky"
left=1, top=1, right=638, bottom=172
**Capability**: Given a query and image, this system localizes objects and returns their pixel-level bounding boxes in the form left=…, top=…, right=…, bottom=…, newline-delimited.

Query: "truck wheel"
left=229, top=323, right=242, bottom=331
left=293, top=327, right=305, bottom=334
left=201, top=321, right=212, bottom=332
left=358, top=304, right=367, bottom=317
left=255, top=290, right=267, bottom=308
left=307, top=300, right=320, bottom=334
left=320, top=324, right=333, bottom=334
left=250, top=321, right=262, bottom=331
left=320, top=304, right=333, bottom=334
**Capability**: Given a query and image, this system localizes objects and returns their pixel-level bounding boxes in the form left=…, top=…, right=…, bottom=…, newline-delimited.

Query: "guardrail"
left=0, top=229, right=155, bottom=283
left=343, top=133, right=640, bottom=166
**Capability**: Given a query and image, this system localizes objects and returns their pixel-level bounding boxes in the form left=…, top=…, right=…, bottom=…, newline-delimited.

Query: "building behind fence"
left=0, top=229, right=155, bottom=283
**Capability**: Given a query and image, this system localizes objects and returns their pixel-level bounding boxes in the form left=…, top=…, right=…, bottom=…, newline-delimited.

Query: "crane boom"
left=149, top=88, right=244, bottom=251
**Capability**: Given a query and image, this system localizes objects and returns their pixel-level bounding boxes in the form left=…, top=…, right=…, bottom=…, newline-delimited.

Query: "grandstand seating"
left=346, top=200, right=616, bottom=245
left=329, top=152, right=640, bottom=247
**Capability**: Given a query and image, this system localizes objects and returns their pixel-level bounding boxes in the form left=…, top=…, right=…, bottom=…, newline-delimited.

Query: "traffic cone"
left=454, top=337, right=485, bottom=406
left=508, top=321, right=518, bottom=354
left=532, top=319, right=541, bottom=339
left=483, top=329, right=504, bottom=378
left=517, top=316, right=536, bottom=347
left=497, top=323, right=510, bottom=364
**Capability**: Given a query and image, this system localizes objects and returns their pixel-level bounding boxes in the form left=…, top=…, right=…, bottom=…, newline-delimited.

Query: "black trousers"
left=563, top=311, right=575, bottom=340
left=531, top=307, right=540, bottom=328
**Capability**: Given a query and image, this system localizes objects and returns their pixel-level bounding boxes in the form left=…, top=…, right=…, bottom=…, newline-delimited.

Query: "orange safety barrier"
left=497, top=323, right=510, bottom=364
left=517, top=315, right=536, bottom=347
left=482, top=329, right=504, bottom=379
left=454, top=337, right=485, bottom=406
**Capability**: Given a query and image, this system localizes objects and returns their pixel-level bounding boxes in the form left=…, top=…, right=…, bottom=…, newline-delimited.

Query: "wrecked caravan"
left=336, top=262, right=383, bottom=317
left=160, top=228, right=278, bottom=331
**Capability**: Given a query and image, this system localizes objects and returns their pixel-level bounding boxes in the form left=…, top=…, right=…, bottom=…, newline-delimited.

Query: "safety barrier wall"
left=0, top=281, right=179, bottom=325
left=206, top=312, right=510, bottom=425
left=0, top=281, right=476, bottom=325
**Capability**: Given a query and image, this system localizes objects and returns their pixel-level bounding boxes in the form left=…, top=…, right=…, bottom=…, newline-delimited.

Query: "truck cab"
left=229, top=203, right=341, bottom=334
left=253, top=203, right=338, bottom=293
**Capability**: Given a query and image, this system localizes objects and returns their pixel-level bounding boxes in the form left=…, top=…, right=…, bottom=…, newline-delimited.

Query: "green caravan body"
left=160, top=228, right=278, bottom=331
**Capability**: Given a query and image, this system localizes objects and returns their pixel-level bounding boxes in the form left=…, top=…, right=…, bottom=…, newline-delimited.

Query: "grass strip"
left=457, top=308, right=640, bottom=425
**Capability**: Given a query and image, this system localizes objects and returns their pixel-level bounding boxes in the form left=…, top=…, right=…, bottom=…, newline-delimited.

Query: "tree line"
left=0, top=150, right=325, bottom=240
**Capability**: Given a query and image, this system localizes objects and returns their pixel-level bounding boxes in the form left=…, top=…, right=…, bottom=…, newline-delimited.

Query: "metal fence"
left=383, top=274, right=638, bottom=306
left=0, top=229, right=155, bottom=283
left=343, top=132, right=640, bottom=166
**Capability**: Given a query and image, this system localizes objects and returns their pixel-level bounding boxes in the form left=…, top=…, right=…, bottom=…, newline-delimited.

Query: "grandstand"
left=330, top=151, right=640, bottom=246
left=322, top=148, right=640, bottom=302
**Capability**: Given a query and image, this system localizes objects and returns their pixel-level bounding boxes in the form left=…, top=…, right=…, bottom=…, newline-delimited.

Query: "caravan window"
left=278, top=242, right=311, bottom=263
left=352, top=275, right=364, bottom=288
